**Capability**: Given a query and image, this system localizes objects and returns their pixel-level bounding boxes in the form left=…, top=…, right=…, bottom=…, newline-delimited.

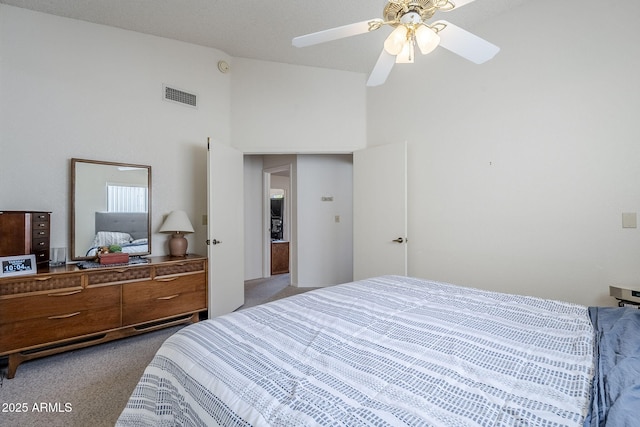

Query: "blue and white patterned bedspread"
left=117, top=276, right=595, bottom=427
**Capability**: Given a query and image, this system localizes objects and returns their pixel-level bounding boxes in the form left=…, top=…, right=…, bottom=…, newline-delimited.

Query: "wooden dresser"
left=0, top=211, right=51, bottom=268
left=0, top=254, right=207, bottom=378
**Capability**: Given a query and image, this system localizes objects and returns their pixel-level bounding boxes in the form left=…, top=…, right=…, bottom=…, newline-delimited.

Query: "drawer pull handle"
left=157, top=294, right=180, bottom=300
left=48, top=312, right=81, bottom=320
left=35, top=276, right=52, bottom=281
left=155, top=277, right=179, bottom=282
left=48, top=290, right=81, bottom=297
left=115, top=268, right=130, bottom=273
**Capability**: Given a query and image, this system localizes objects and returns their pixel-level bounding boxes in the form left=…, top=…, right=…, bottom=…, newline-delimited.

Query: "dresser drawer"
left=0, top=285, right=121, bottom=352
left=155, top=259, right=205, bottom=277
left=0, top=273, right=83, bottom=297
left=31, top=219, right=50, bottom=231
left=32, top=228, right=49, bottom=239
left=0, top=285, right=118, bottom=324
left=86, top=266, right=152, bottom=286
left=32, top=236, right=49, bottom=249
left=122, top=273, right=206, bottom=325
left=31, top=212, right=50, bottom=223
left=33, top=249, right=50, bottom=266
left=0, top=306, right=121, bottom=352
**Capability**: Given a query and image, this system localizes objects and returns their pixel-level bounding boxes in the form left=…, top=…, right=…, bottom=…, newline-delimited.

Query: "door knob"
left=392, top=237, right=404, bottom=243
left=211, top=239, right=222, bottom=245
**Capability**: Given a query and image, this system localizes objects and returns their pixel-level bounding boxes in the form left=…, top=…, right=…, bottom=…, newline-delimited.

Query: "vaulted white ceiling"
left=0, top=0, right=526, bottom=74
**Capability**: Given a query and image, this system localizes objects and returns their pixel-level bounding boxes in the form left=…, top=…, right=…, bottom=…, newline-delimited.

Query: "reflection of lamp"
left=159, top=210, right=194, bottom=257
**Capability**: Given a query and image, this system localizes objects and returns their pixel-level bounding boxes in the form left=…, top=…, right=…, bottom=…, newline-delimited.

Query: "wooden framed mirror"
left=71, top=158, right=152, bottom=261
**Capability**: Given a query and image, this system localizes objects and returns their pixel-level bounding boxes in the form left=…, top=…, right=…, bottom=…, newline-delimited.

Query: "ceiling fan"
left=292, top=0, right=499, bottom=86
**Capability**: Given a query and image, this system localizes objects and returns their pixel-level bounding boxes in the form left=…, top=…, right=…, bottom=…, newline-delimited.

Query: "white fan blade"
left=367, top=50, right=396, bottom=87
left=434, top=20, right=499, bottom=64
left=293, top=19, right=383, bottom=48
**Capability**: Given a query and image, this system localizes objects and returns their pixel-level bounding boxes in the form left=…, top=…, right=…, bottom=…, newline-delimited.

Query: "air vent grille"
left=163, top=85, right=197, bottom=108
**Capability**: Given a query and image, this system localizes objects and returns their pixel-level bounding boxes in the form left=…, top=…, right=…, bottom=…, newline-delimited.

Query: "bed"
left=85, top=212, right=149, bottom=256
left=116, top=276, right=640, bottom=426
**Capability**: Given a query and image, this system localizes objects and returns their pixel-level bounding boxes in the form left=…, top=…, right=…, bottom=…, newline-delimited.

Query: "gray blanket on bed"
left=586, top=307, right=640, bottom=426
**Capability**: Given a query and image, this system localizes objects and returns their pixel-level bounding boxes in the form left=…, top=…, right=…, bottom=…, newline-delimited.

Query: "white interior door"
left=353, top=142, right=407, bottom=280
left=207, top=140, right=244, bottom=317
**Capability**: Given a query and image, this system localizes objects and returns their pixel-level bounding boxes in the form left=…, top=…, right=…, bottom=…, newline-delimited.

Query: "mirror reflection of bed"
left=85, top=212, right=149, bottom=256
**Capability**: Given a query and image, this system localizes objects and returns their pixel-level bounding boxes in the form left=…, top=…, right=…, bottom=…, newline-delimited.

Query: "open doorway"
left=264, top=165, right=292, bottom=282
left=243, top=154, right=353, bottom=290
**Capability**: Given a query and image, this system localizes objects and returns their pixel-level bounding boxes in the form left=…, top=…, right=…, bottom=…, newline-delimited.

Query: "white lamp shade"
left=415, top=25, right=440, bottom=55
left=159, top=210, right=195, bottom=234
left=384, top=25, right=408, bottom=55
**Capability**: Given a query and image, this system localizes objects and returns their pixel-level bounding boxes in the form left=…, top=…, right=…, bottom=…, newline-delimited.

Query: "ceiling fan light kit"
left=384, top=25, right=408, bottom=55
left=415, top=25, right=440, bottom=55
left=292, top=0, right=499, bottom=86
left=384, top=22, right=440, bottom=63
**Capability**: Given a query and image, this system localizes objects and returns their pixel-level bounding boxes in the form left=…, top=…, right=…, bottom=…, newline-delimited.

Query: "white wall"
left=0, top=5, right=230, bottom=257
left=243, top=155, right=264, bottom=280
left=296, top=154, right=353, bottom=286
left=230, top=58, right=366, bottom=154
left=367, top=0, right=640, bottom=306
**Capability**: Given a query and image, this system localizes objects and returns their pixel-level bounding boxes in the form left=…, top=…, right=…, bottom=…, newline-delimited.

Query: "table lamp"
left=159, top=210, right=195, bottom=257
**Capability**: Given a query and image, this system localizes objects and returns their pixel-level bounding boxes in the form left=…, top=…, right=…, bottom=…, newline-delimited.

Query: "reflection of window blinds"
left=107, top=185, right=148, bottom=212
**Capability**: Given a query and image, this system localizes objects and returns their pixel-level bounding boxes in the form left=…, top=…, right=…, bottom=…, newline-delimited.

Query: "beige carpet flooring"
left=240, top=273, right=320, bottom=309
left=0, top=274, right=318, bottom=427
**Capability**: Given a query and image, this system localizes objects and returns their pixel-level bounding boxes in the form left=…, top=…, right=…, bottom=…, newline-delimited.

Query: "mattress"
left=117, top=275, right=595, bottom=426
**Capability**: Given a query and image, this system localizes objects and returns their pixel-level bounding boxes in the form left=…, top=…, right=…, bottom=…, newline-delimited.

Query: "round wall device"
left=217, top=60, right=230, bottom=73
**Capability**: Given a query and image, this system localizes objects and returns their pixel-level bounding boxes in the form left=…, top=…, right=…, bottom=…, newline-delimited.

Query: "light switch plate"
left=622, top=212, right=637, bottom=228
